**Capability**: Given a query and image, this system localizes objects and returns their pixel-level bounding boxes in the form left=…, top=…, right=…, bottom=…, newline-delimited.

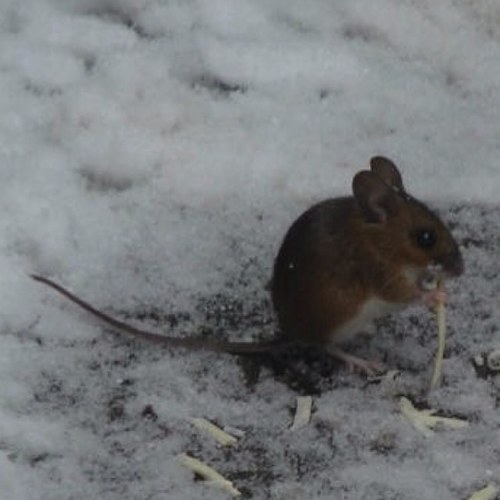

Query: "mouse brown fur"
left=32, top=156, right=464, bottom=374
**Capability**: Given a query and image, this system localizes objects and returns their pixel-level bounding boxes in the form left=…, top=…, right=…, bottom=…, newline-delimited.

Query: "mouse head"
left=352, top=156, right=463, bottom=285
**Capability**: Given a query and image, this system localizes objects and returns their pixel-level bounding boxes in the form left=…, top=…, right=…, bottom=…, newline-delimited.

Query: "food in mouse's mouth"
left=418, top=268, right=440, bottom=291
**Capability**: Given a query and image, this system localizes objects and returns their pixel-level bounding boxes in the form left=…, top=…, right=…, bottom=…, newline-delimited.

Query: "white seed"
left=473, top=354, right=485, bottom=368
left=486, top=349, right=500, bottom=372
left=420, top=273, right=438, bottom=291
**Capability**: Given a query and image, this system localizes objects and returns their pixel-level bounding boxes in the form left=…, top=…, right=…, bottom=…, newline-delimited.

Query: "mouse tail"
left=31, top=274, right=283, bottom=354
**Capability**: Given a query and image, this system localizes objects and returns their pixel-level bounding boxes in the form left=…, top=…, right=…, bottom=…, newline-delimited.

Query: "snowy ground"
left=0, top=0, right=499, bottom=498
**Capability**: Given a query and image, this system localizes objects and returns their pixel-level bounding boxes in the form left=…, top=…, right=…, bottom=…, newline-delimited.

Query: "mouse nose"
left=441, top=250, right=464, bottom=277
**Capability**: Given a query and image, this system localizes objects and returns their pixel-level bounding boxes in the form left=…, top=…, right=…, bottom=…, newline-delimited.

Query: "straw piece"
left=290, top=396, right=313, bottom=431
left=189, top=417, right=238, bottom=446
left=399, top=397, right=468, bottom=438
left=178, top=453, right=241, bottom=497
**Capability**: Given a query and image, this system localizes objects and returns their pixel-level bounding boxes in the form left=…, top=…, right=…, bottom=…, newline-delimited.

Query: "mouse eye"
left=416, top=229, right=436, bottom=249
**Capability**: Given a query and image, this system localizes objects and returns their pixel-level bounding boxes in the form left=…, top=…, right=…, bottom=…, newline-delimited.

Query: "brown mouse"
left=32, top=156, right=463, bottom=375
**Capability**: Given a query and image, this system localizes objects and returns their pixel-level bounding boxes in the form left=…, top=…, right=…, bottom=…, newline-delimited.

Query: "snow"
left=0, top=0, right=499, bottom=498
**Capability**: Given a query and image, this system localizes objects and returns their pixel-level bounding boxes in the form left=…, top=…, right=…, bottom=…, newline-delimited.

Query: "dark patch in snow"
left=192, top=74, right=247, bottom=96
left=83, top=5, right=154, bottom=40
left=78, top=166, right=136, bottom=193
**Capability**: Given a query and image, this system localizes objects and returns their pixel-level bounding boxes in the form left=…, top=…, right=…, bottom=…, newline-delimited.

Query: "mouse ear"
left=352, top=171, right=397, bottom=223
left=370, top=156, right=405, bottom=193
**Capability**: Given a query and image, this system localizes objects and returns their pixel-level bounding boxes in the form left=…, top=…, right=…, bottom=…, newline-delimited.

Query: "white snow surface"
left=1, top=0, right=499, bottom=499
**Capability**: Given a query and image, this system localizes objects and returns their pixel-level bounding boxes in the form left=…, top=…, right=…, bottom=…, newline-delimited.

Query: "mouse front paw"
left=421, top=285, right=447, bottom=310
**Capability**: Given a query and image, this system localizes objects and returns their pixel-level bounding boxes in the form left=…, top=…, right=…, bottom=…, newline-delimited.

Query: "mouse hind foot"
left=327, top=347, right=385, bottom=376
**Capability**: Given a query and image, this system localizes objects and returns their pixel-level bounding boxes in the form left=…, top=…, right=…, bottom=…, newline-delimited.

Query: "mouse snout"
left=440, top=249, right=464, bottom=277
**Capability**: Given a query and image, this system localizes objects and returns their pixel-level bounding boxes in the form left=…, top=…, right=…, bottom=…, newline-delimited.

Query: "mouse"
left=32, top=156, right=463, bottom=375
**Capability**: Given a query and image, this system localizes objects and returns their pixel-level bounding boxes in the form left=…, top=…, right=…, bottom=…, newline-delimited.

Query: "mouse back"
left=271, top=196, right=370, bottom=343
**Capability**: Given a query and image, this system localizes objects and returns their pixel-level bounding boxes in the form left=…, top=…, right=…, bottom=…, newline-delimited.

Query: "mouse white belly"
left=330, top=296, right=405, bottom=344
